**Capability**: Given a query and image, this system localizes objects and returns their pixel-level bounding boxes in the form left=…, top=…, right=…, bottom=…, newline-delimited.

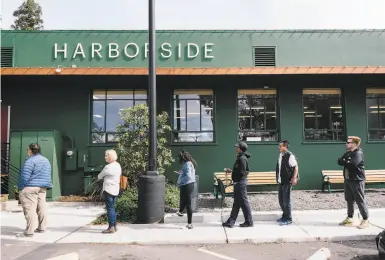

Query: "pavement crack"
left=53, top=226, right=83, bottom=244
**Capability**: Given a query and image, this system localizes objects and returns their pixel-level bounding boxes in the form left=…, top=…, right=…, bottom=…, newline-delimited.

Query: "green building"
left=1, top=29, right=385, bottom=196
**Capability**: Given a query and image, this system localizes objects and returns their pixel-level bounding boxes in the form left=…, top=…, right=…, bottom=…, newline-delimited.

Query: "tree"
left=11, top=0, right=43, bottom=30
left=115, top=104, right=174, bottom=187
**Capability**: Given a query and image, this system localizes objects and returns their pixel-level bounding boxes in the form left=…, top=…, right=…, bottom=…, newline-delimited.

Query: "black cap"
left=235, top=142, right=248, bottom=151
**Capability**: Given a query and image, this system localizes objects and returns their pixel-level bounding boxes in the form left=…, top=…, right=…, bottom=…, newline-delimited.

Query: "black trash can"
left=191, top=175, right=199, bottom=213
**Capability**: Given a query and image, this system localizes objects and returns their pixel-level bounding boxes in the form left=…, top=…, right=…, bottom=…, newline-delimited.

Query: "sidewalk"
left=1, top=201, right=384, bottom=245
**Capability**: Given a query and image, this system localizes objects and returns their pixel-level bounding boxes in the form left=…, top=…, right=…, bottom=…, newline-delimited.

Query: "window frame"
left=366, top=88, right=385, bottom=142
left=171, top=89, right=216, bottom=144
left=236, top=89, right=280, bottom=143
left=90, top=89, right=147, bottom=145
left=302, top=88, right=346, bottom=142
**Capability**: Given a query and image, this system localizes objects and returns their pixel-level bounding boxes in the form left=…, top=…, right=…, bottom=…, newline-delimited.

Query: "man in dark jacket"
left=222, top=142, right=253, bottom=228
left=276, top=140, right=298, bottom=226
left=338, top=136, right=369, bottom=229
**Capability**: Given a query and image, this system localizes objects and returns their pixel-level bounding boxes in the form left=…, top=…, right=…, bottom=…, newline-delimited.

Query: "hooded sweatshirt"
left=231, top=152, right=251, bottom=182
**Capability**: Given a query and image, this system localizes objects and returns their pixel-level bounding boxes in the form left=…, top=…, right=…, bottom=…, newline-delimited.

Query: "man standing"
left=338, top=136, right=369, bottom=229
left=18, top=143, right=52, bottom=237
left=276, top=140, right=298, bottom=226
left=222, top=142, right=253, bottom=228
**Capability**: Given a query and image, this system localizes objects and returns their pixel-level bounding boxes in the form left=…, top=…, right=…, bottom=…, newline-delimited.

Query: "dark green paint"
left=1, top=30, right=385, bottom=68
left=3, top=75, right=385, bottom=195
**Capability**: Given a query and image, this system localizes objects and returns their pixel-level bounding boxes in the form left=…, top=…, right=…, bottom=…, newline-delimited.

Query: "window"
left=92, top=90, right=147, bottom=143
left=366, top=88, right=385, bottom=140
left=238, top=89, right=278, bottom=142
left=303, top=88, right=345, bottom=141
left=172, top=89, right=214, bottom=143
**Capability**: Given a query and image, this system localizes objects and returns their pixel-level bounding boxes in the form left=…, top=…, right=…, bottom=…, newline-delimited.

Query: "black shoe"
left=35, top=229, right=45, bottom=233
left=240, top=222, right=254, bottom=228
left=176, top=211, right=184, bottom=217
left=186, top=224, right=193, bottom=229
left=222, top=222, right=234, bottom=228
left=276, top=217, right=284, bottom=222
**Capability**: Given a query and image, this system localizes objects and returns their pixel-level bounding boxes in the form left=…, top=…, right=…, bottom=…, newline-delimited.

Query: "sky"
left=1, top=0, right=385, bottom=30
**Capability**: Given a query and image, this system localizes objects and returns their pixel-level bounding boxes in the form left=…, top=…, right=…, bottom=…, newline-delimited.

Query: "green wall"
left=2, top=74, right=385, bottom=195
left=2, top=30, right=385, bottom=67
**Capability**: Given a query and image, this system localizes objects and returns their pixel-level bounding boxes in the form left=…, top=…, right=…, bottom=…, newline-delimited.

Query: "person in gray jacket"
left=98, top=149, right=122, bottom=234
left=338, top=136, right=369, bottom=229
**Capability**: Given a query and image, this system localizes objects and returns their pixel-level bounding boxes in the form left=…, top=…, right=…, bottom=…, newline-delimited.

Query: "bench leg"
left=322, top=182, right=325, bottom=192
left=328, top=183, right=331, bottom=193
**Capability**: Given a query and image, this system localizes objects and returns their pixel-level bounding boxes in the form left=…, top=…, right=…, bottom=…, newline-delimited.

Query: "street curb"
left=45, top=252, right=79, bottom=260
left=307, top=248, right=331, bottom=260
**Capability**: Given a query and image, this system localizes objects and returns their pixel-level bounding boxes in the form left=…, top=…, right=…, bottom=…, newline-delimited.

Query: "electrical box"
left=65, top=149, right=78, bottom=171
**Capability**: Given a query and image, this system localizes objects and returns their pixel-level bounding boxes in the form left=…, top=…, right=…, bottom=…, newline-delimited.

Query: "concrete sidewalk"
left=1, top=201, right=384, bottom=245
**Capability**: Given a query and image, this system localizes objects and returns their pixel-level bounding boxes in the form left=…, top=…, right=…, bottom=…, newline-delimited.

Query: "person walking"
left=222, top=142, right=253, bottom=228
left=175, top=150, right=197, bottom=229
left=338, top=136, right=369, bottom=229
left=18, top=143, right=52, bottom=237
left=98, top=149, right=122, bottom=234
left=276, top=140, right=298, bottom=226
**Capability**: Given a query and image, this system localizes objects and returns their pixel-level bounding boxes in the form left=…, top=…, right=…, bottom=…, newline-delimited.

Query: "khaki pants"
left=19, top=187, right=47, bottom=235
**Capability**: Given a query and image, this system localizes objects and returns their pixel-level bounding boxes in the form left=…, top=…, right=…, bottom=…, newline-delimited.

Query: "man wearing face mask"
left=222, top=142, right=253, bottom=228
left=338, top=136, right=369, bottom=229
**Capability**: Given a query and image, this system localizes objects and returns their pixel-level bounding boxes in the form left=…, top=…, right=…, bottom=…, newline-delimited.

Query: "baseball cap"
left=235, top=142, right=248, bottom=151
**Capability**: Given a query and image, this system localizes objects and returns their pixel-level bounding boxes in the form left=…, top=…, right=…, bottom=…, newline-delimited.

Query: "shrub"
left=115, top=104, right=174, bottom=187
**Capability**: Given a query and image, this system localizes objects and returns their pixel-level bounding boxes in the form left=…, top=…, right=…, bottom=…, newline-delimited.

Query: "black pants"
left=226, top=180, right=253, bottom=225
left=344, top=180, right=369, bottom=220
left=278, top=183, right=292, bottom=221
left=179, top=182, right=194, bottom=224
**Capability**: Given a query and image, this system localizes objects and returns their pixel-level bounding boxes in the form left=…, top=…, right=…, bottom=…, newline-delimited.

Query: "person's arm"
left=338, top=151, right=350, bottom=166
left=289, top=155, right=299, bottom=184
left=97, top=165, right=109, bottom=180
left=18, top=159, right=33, bottom=190
left=345, top=151, right=363, bottom=169
left=238, top=157, right=247, bottom=177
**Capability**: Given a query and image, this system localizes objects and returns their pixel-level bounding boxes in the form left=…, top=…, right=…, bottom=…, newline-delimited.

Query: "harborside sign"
left=53, top=42, right=215, bottom=60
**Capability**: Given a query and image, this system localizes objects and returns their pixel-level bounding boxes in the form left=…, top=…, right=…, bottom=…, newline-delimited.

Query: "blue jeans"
left=104, top=191, right=117, bottom=227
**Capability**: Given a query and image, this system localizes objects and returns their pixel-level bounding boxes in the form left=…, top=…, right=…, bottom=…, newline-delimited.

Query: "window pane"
left=265, top=99, right=277, bottom=130
left=368, top=130, right=385, bottom=140
left=106, top=100, right=133, bottom=132
left=135, top=90, right=147, bottom=99
left=174, top=89, right=213, bottom=99
left=107, top=133, right=121, bottom=143
left=239, top=131, right=278, bottom=142
left=187, top=100, right=201, bottom=131
left=173, top=100, right=186, bottom=131
left=134, top=100, right=147, bottom=106
left=303, top=88, right=345, bottom=141
left=238, top=99, right=251, bottom=130
left=367, top=98, right=379, bottom=129
left=380, top=98, right=385, bottom=129
left=93, top=90, right=105, bottom=100
left=173, top=132, right=213, bottom=142
left=92, top=101, right=105, bottom=132
left=201, top=98, right=214, bottom=131
left=250, top=97, right=265, bottom=130
left=106, top=90, right=134, bottom=99
left=92, top=133, right=106, bottom=143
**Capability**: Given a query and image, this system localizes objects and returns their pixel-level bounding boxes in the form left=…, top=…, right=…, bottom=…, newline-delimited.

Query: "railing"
left=1, top=143, right=21, bottom=196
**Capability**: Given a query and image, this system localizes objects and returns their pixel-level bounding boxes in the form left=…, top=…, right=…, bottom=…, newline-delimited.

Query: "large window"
left=238, top=89, right=278, bottom=142
left=172, top=89, right=214, bottom=143
left=303, top=88, right=345, bottom=141
left=92, top=90, right=147, bottom=143
left=366, top=88, right=385, bottom=140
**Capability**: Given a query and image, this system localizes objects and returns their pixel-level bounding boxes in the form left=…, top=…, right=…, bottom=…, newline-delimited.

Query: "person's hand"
left=291, top=177, right=298, bottom=186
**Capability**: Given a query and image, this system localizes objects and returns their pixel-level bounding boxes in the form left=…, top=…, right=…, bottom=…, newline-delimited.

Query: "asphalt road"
left=1, top=239, right=380, bottom=260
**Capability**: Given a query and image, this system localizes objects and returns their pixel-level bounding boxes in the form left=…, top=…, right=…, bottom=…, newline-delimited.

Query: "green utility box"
left=9, top=130, right=62, bottom=200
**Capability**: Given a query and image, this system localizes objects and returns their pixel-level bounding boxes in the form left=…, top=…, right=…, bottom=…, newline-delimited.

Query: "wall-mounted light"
left=55, top=65, right=63, bottom=74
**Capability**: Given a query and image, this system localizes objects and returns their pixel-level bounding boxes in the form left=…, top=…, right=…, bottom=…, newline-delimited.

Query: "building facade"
left=1, top=30, right=385, bottom=195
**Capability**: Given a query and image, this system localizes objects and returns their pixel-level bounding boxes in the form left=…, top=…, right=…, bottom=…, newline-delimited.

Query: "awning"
left=1, top=66, right=385, bottom=75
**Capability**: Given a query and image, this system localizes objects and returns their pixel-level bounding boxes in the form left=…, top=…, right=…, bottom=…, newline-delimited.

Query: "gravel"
left=198, top=188, right=385, bottom=212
